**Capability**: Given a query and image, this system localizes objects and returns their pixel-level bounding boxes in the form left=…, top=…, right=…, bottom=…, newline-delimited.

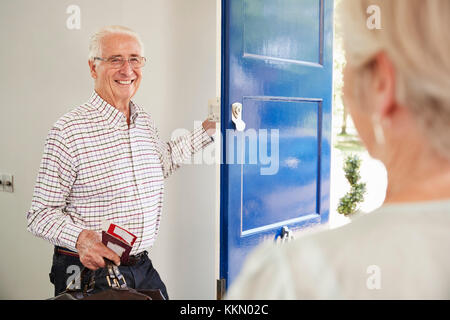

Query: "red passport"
left=101, top=221, right=137, bottom=264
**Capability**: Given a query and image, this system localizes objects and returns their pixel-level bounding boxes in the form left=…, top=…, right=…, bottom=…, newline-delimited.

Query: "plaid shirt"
left=27, top=91, right=213, bottom=254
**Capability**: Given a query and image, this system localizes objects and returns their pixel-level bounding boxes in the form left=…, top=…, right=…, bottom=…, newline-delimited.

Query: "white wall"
left=0, top=0, right=218, bottom=299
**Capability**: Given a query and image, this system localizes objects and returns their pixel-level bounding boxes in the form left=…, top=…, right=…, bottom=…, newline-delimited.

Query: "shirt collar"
left=88, top=91, right=141, bottom=128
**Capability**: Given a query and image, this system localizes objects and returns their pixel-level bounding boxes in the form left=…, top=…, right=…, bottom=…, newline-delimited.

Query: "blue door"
left=220, top=0, right=334, bottom=289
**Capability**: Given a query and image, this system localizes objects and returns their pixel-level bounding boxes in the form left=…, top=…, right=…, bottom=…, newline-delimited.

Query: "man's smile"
left=115, top=79, right=135, bottom=85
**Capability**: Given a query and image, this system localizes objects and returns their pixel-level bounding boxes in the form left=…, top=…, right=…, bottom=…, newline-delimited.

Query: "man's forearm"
left=160, top=125, right=214, bottom=178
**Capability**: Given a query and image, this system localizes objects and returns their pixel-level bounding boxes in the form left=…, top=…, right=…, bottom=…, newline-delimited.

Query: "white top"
left=226, top=200, right=450, bottom=299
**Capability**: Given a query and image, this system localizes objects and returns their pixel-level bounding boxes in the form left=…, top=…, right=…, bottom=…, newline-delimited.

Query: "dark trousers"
left=49, top=249, right=169, bottom=299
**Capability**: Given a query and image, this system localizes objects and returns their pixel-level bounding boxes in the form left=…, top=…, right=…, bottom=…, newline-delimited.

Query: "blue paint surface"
left=221, top=0, right=334, bottom=288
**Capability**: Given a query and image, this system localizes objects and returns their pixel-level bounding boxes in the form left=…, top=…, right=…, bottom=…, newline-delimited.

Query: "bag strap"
left=105, top=259, right=127, bottom=289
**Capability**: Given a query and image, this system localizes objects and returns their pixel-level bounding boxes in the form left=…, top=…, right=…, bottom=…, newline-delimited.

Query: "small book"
left=101, top=221, right=137, bottom=264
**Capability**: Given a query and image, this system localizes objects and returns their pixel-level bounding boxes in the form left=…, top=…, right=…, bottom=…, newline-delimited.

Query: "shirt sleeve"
left=155, top=124, right=214, bottom=179
left=26, top=126, right=84, bottom=251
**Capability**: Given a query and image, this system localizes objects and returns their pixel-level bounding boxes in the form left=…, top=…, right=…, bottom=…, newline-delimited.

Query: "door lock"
left=275, top=226, right=295, bottom=244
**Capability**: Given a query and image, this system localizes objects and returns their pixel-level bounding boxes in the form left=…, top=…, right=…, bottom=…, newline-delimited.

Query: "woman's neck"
left=383, top=144, right=450, bottom=204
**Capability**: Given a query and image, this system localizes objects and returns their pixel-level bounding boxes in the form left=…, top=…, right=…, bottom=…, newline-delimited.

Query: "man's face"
left=89, top=33, right=143, bottom=105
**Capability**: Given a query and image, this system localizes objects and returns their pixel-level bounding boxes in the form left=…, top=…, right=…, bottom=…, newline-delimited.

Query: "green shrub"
left=337, top=154, right=367, bottom=216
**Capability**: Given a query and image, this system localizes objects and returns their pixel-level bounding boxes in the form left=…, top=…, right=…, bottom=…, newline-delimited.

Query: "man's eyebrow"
left=108, top=54, right=141, bottom=58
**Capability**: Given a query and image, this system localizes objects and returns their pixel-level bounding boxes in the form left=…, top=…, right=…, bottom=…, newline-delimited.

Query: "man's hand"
left=202, top=119, right=216, bottom=137
left=76, top=229, right=121, bottom=270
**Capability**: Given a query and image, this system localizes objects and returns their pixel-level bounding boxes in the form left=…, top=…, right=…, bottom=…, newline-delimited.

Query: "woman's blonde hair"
left=338, top=0, right=450, bottom=159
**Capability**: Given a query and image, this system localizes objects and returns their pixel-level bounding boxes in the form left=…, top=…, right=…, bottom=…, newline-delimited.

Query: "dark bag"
left=49, top=260, right=165, bottom=300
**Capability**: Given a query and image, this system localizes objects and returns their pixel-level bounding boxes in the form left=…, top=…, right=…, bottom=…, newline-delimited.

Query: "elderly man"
left=27, top=25, right=216, bottom=299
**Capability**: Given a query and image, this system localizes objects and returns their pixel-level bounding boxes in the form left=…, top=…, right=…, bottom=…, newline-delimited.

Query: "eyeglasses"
left=93, top=56, right=147, bottom=69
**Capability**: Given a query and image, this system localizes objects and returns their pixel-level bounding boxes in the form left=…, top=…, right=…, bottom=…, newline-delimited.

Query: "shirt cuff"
left=192, top=126, right=214, bottom=151
left=60, top=223, right=84, bottom=252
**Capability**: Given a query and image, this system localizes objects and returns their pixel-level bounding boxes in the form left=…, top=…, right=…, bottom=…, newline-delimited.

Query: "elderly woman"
left=226, top=0, right=450, bottom=299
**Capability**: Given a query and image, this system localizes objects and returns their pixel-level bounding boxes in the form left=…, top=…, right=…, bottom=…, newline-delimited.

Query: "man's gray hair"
left=88, top=25, right=145, bottom=61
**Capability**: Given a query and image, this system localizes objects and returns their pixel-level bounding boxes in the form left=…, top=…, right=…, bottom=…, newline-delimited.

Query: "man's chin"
left=113, top=88, right=136, bottom=101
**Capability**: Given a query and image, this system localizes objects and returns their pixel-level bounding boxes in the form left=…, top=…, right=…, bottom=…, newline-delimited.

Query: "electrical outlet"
left=2, top=174, right=14, bottom=193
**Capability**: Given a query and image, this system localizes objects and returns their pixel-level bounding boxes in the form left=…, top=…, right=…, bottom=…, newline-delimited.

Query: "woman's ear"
left=88, top=60, right=97, bottom=79
left=372, top=52, right=397, bottom=120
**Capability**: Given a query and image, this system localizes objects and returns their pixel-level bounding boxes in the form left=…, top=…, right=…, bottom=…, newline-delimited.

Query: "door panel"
left=240, top=97, right=322, bottom=232
left=243, top=0, right=322, bottom=65
left=221, top=0, right=334, bottom=288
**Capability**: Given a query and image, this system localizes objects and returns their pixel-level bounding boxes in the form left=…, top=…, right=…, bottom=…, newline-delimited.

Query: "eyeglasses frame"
left=93, top=55, right=147, bottom=69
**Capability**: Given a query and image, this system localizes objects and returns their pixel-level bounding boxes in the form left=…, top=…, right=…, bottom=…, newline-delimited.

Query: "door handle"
left=275, top=226, right=295, bottom=244
left=231, top=102, right=246, bottom=131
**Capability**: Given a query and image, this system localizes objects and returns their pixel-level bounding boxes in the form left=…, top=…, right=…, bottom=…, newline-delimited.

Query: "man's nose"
left=119, top=59, right=134, bottom=75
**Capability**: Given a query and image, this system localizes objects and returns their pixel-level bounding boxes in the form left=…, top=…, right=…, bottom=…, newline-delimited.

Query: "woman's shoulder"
left=279, top=200, right=450, bottom=298
left=294, top=199, right=450, bottom=255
